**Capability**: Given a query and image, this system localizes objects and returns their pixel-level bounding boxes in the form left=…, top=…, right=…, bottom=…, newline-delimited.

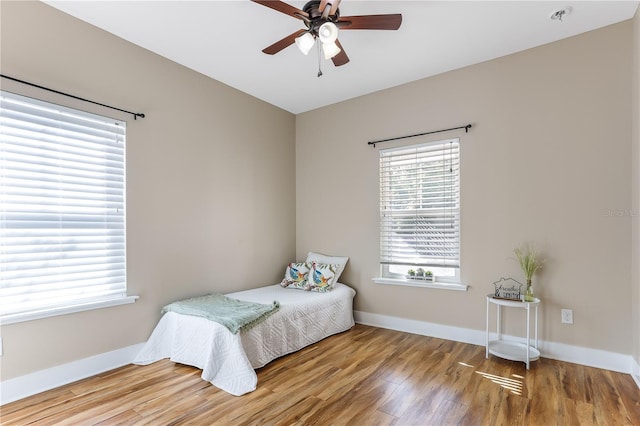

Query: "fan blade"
left=331, top=39, right=349, bottom=67
left=337, top=14, right=402, bottom=30
left=262, top=29, right=308, bottom=55
left=251, top=0, right=309, bottom=20
left=329, top=0, right=341, bottom=16
left=319, top=0, right=341, bottom=17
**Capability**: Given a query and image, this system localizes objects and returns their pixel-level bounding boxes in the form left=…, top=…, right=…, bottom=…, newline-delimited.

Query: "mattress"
left=133, top=282, right=356, bottom=396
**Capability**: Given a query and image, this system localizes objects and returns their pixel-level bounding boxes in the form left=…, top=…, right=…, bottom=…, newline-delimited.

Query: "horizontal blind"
left=380, top=139, right=460, bottom=268
left=0, top=91, right=127, bottom=319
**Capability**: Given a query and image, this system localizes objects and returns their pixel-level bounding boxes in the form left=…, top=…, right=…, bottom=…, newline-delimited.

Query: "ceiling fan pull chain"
left=316, top=39, right=323, bottom=77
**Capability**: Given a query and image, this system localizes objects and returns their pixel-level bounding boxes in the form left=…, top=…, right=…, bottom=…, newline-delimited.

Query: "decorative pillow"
left=281, top=262, right=310, bottom=289
left=306, top=262, right=339, bottom=292
left=306, top=252, right=349, bottom=283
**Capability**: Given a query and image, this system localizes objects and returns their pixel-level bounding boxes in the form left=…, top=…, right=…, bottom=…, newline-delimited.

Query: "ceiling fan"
left=251, top=0, right=402, bottom=68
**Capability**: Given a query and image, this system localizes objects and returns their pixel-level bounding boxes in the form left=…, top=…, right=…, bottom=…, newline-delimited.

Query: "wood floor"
left=2, top=324, right=639, bottom=425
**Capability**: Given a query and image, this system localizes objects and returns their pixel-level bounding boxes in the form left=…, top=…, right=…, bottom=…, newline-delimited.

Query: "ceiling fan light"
left=322, top=41, right=341, bottom=60
left=295, top=32, right=315, bottom=55
left=318, top=22, right=338, bottom=44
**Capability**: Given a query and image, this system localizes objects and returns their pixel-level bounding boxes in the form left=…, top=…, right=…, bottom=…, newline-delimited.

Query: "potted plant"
left=407, top=269, right=416, bottom=279
left=425, top=270, right=433, bottom=281
left=514, top=244, right=543, bottom=302
left=416, top=268, right=425, bottom=279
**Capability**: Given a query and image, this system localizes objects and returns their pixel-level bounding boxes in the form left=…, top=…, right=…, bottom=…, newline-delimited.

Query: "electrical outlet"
left=561, top=309, right=573, bottom=324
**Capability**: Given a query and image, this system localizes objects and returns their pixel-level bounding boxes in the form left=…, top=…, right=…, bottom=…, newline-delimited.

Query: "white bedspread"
left=133, top=283, right=356, bottom=396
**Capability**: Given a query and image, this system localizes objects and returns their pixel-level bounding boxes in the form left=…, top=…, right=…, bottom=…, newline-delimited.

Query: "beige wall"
left=632, top=7, right=640, bottom=369
left=297, top=22, right=633, bottom=354
left=0, top=0, right=636, bottom=383
left=0, top=1, right=295, bottom=379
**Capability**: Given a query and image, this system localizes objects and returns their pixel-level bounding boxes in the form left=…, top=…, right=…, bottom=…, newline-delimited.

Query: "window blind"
left=0, top=91, right=127, bottom=321
left=379, top=138, right=460, bottom=268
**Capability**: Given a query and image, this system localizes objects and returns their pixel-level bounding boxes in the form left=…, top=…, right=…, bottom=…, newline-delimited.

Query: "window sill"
left=373, top=277, right=468, bottom=292
left=0, top=296, right=139, bottom=325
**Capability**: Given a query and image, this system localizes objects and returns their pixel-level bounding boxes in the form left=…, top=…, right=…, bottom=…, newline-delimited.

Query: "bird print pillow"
left=281, top=262, right=311, bottom=289
left=307, top=262, right=338, bottom=292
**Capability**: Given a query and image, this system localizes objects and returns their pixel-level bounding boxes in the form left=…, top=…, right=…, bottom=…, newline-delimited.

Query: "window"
left=378, top=138, right=461, bottom=284
left=0, top=91, right=136, bottom=324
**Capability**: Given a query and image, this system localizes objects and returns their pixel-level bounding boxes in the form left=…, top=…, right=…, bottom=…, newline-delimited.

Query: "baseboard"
left=0, top=343, right=144, bottom=405
left=633, top=358, right=640, bottom=389
left=354, top=310, right=634, bottom=375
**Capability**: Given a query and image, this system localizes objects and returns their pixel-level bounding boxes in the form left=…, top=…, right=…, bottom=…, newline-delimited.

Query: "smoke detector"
left=550, top=6, right=572, bottom=21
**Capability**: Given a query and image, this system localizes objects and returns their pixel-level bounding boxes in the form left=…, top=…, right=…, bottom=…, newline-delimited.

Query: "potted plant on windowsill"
left=406, top=269, right=416, bottom=280
left=425, top=270, right=433, bottom=282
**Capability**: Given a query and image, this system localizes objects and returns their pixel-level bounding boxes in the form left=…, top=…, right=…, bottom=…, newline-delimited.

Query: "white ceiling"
left=44, top=1, right=639, bottom=114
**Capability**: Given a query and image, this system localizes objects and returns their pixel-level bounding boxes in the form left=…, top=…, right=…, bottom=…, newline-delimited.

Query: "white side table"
left=485, top=294, right=540, bottom=369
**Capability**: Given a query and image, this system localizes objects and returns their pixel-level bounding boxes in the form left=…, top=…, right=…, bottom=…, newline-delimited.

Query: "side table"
left=485, top=294, right=540, bottom=369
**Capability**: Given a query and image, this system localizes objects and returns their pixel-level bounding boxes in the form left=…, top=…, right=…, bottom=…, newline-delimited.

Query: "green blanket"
left=161, top=293, right=280, bottom=334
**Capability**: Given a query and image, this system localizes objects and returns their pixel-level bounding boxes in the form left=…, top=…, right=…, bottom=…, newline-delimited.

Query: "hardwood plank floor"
left=2, top=324, right=639, bottom=425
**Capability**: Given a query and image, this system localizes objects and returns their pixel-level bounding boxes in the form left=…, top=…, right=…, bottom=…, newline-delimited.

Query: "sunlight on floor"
left=457, top=361, right=524, bottom=395
left=475, top=371, right=524, bottom=395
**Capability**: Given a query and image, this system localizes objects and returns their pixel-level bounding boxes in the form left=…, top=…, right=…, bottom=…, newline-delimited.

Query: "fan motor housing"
left=303, top=0, right=340, bottom=34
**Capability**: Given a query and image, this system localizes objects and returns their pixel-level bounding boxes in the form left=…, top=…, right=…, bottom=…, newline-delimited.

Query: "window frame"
left=0, top=90, right=137, bottom=324
left=374, top=137, right=466, bottom=291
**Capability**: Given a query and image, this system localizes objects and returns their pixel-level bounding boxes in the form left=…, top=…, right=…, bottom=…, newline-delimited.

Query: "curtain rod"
left=368, top=124, right=472, bottom=147
left=0, top=74, right=145, bottom=120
